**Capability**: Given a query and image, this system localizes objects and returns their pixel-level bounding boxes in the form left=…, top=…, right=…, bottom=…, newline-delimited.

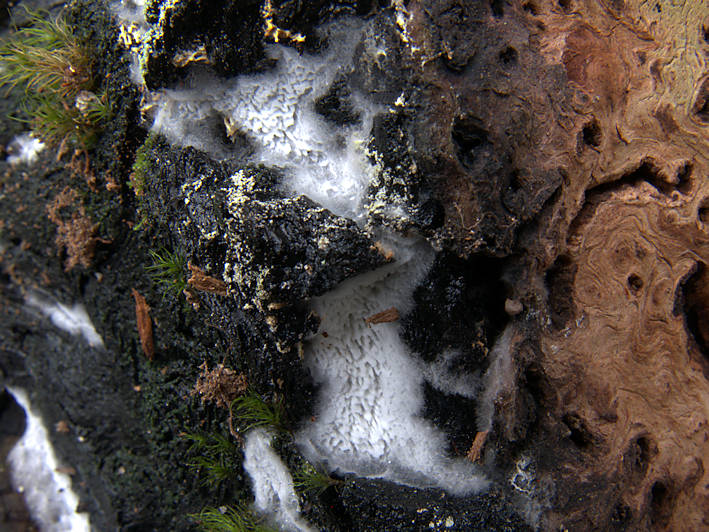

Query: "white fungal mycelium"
left=110, top=4, right=498, bottom=530
left=243, top=429, right=313, bottom=532
left=6, top=387, right=91, bottom=532
left=26, top=293, right=104, bottom=348
left=296, top=235, right=488, bottom=495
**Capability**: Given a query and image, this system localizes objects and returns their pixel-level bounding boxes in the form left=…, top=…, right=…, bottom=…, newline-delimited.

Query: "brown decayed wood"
left=520, top=1, right=709, bottom=529
left=466, top=430, right=489, bottom=464
left=131, top=288, right=154, bottom=361
left=187, top=262, right=227, bottom=296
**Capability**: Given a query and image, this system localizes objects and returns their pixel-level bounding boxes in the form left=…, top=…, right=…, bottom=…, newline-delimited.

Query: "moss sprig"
left=0, top=7, right=113, bottom=150
left=191, top=505, right=274, bottom=532
left=230, top=391, right=287, bottom=433
left=182, top=431, right=241, bottom=488
left=145, top=247, right=188, bottom=299
left=293, top=461, right=342, bottom=496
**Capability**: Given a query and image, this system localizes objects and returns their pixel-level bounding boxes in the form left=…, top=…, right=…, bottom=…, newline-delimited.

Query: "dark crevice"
left=623, top=434, right=654, bottom=479
left=522, top=2, right=539, bottom=15
left=627, top=274, right=643, bottom=295
left=699, top=200, right=709, bottom=224
left=562, top=412, right=594, bottom=449
left=508, top=169, right=522, bottom=192
left=569, top=159, right=677, bottom=237
left=499, top=46, right=517, bottom=64
left=558, top=0, right=572, bottom=10
left=546, top=255, right=577, bottom=329
left=581, top=119, right=602, bottom=148
left=676, top=161, right=693, bottom=194
left=451, top=115, right=490, bottom=171
left=649, top=481, right=673, bottom=527
left=679, top=262, right=709, bottom=374
left=314, top=77, right=361, bottom=126
left=621, top=160, right=674, bottom=194
left=490, top=0, right=504, bottom=18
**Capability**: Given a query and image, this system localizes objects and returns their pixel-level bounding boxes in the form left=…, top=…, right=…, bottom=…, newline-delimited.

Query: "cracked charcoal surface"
left=140, top=140, right=386, bottom=347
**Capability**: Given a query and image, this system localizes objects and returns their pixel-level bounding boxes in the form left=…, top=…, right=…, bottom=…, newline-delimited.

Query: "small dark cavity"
left=680, top=262, right=709, bottom=363
left=703, top=23, right=709, bottom=44
left=558, top=0, right=572, bottom=10
left=699, top=201, right=709, bottom=224
left=627, top=274, right=643, bottom=295
left=524, top=363, right=546, bottom=404
left=314, top=78, right=361, bottom=126
left=522, top=2, right=539, bottom=15
left=508, top=169, right=522, bottom=192
left=562, top=412, right=595, bottom=449
left=676, top=162, right=693, bottom=194
left=649, top=481, right=673, bottom=527
left=625, top=435, right=653, bottom=476
left=490, top=0, right=504, bottom=18
left=499, top=46, right=518, bottom=64
left=581, top=119, right=602, bottom=147
left=451, top=115, right=489, bottom=171
left=636, top=50, right=647, bottom=65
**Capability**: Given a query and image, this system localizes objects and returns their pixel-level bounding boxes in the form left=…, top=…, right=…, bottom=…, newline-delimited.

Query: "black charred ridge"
left=363, top=0, right=568, bottom=257
left=143, top=0, right=268, bottom=89
left=142, top=0, right=392, bottom=89
left=422, top=381, right=480, bottom=456
left=314, top=77, right=362, bottom=125
left=339, top=480, right=532, bottom=531
left=402, top=252, right=509, bottom=368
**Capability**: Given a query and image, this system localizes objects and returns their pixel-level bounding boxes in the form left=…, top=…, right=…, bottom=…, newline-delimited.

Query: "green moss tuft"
left=293, top=461, right=342, bottom=496
left=145, top=247, right=188, bottom=298
left=0, top=7, right=113, bottom=150
left=129, top=133, right=158, bottom=196
left=230, top=391, right=287, bottom=433
left=191, top=505, right=275, bottom=532
left=182, top=430, right=241, bottom=488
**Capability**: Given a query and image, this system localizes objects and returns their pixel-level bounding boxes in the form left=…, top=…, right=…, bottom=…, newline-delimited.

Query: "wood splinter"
left=364, top=306, right=400, bottom=325
left=131, top=288, right=154, bottom=361
left=466, top=430, right=490, bottom=463
left=188, top=262, right=227, bottom=296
